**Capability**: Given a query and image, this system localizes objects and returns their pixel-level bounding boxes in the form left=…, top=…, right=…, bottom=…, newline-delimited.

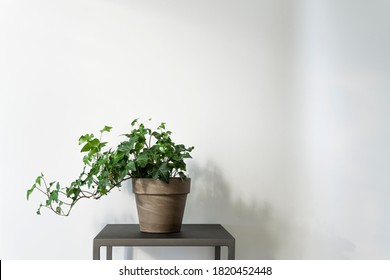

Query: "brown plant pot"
left=132, top=178, right=190, bottom=233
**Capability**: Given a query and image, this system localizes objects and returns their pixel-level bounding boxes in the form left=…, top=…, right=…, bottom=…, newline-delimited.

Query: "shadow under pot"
left=132, top=178, right=191, bottom=233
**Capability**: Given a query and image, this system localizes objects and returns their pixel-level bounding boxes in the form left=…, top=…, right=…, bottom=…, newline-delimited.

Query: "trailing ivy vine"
left=27, top=119, right=194, bottom=216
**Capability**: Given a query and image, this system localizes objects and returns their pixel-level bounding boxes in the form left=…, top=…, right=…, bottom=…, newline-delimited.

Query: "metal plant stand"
left=93, top=224, right=235, bottom=260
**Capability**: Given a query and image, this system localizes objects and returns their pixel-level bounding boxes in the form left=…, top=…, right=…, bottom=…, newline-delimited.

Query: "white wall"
left=0, top=0, right=389, bottom=259
left=294, top=0, right=390, bottom=258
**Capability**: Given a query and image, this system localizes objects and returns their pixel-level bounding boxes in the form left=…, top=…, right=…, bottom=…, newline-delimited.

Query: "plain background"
left=1, top=0, right=389, bottom=259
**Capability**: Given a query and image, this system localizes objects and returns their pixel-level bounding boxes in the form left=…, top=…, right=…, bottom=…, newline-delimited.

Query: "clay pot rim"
left=132, top=177, right=191, bottom=195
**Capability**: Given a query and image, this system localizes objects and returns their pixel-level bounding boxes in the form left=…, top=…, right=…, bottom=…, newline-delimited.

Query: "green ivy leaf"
left=182, top=152, right=192, bottom=159
left=46, top=191, right=59, bottom=206
left=131, top=118, right=139, bottom=126
left=100, top=126, right=112, bottom=133
left=126, top=160, right=136, bottom=171
left=52, top=191, right=59, bottom=203
left=152, top=131, right=161, bottom=139
left=118, top=169, right=127, bottom=181
left=118, top=141, right=133, bottom=154
left=175, top=144, right=185, bottom=152
left=99, top=141, right=107, bottom=148
left=89, top=138, right=100, bottom=147
left=26, top=184, right=36, bottom=200
left=98, top=185, right=108, bottom=195
left=81, top=142, right=91, bottom=152
left=35, top=175, right=42, bottom=186
left=135, top=153, right=149, bottom=168
left=157, top=162, right=170, bottom=183
left=78, top=133, right=94, bottom=145
left=88, top=147, right=99, bottom=156
left=83, top=155, right=92, bottom=165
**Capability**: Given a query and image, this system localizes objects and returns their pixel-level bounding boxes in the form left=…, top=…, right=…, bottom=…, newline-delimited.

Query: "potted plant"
left=26, top=119, right=194, bottom=233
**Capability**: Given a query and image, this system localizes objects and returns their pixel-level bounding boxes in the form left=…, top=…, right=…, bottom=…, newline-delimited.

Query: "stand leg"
left=228, top=245, right=235, bottom=260
left=107, top=246, right=113, bottom=260
left=93, top=244, right=100, bottom=260
left=215, top=246, right=221, bottom=260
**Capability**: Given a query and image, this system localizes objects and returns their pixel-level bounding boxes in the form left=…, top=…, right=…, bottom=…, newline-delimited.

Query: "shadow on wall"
left=186, top=160, right=288, bottom=259
left=91, top=161, right=357, bottom=259
left=188, top=161, right=358, bottom=260
left=94, top=160, right=294, bottom=259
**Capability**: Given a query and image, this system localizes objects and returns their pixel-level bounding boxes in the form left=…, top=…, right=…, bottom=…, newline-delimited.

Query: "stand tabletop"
left=93, top=224, right=235, bottom=260
left=94, top=224, right=234, bottom=241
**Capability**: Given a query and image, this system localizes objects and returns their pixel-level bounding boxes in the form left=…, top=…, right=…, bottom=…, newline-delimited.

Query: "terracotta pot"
left=132, top=178, right=190, bottom=233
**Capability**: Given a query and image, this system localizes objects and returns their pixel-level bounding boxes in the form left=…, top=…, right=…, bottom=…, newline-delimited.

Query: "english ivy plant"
left=27, top=119, right=194, bottom=216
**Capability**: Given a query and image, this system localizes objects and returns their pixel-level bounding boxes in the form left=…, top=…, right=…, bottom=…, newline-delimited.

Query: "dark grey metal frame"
left=93, top=224, right=235, bottom=260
